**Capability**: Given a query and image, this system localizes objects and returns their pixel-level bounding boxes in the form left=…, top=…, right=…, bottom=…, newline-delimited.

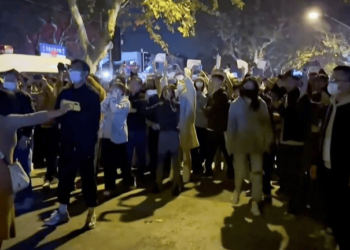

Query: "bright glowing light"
left=102, top=71, right=110, bottom=78
left=308, top=12, right=320, bottom=19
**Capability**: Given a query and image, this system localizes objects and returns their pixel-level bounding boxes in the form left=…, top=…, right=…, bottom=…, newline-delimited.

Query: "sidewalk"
left=3, top=170, right=326, bottom=250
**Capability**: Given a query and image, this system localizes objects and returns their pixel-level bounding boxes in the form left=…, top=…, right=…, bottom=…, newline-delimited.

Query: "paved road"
left=3, top=169, right=326, bottom=250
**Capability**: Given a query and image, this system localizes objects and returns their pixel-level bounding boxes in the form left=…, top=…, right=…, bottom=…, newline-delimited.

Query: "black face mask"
left=240, top=88, right=258, bottom=99
left=271, top=84, right=287, bottom=99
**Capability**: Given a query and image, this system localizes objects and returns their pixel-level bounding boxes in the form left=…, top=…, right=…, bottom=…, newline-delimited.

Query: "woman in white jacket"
left=100, top=81, right=134, bottom=196
left=226, top=77, right=273, bottom=216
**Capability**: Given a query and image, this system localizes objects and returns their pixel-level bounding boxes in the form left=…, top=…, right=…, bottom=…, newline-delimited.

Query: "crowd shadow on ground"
left=5, top=227, right=87, bottom=250
left=221, top=201, right=326, bottom=250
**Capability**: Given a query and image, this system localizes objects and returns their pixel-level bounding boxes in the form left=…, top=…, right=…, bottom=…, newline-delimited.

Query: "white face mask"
left=3, top=81, right=17, bottom=91
left=177, top=83, right=185, bottom=92
left=195, top=81, right=204, bottom=89
left=69, top=71, right=83, bottom=84
left=327, top=82, right=341, bottom=95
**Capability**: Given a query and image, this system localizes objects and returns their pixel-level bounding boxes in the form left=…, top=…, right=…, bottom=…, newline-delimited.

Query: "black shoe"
left=171, top=185, right=183, bottom=197
left=151, top=185, right=161, bottom=194
left=203, top=170, right=213, bottom=178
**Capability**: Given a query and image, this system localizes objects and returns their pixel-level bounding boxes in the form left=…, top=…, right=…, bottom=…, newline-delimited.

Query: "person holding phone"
left=100, top=81, right=134, bottom=196
left=0, top=70, right=36, bottom=211
left=0, top=89, right=71, bottom=249
left=44, top=59, right=100, bottom=229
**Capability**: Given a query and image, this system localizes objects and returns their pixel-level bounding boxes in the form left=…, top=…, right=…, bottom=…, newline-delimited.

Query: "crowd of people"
left=0, top=58, right=349, bottom=250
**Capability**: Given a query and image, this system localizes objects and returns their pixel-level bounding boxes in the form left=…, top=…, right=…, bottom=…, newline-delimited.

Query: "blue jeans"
left=14, top=145, right=33, bottom=203
left=127, top=130, right=147, bottom=170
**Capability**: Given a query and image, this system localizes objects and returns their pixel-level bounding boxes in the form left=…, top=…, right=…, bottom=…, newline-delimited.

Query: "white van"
left=0, top=53, right=71, bottom=74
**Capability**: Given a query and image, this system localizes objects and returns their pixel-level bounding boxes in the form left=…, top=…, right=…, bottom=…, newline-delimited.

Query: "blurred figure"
left=204, top=69, right=233, bottom=178
left=191, top=77, right=208, bottom=176
left=100, top=81, right=134, bottom=196
left=127, top=76, right=147, bottom=179
left=1, top=70, right=35, bottom=211
left=146, top=85, right=183, bottom=196
left=44, top=60, right=100, bottom=229
left=226, top=78, right=273, bottom=216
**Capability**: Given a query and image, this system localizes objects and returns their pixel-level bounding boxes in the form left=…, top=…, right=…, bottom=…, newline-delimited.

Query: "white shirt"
left=323, top=106, right=336, bottom=169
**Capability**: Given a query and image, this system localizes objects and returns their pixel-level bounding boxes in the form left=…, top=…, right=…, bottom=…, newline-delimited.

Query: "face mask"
left=177, top=83, right=185, bottom=92
left=69, top=71, right=83, bottom=84
left=195, top=81, right=204, bottom=89
left=3, top=81, right=17, bottom=91
left=327, top=82, right=341, bottom=95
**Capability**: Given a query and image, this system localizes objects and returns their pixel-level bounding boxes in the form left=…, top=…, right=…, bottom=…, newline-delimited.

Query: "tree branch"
left=67, top=0, right=91, bottom=54
left=59, top=17, right=74, bottom=46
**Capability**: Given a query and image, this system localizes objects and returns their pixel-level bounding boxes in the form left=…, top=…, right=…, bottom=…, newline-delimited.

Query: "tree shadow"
left=221, top=201, right=326, bottom=250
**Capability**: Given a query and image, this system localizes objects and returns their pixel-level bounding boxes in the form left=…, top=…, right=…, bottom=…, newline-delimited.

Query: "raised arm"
left=5, top=109, right=67, bottom=131
left=109, top=98, right=130, bottom=114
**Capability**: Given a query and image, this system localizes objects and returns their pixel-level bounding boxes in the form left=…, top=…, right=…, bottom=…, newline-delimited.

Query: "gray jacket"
left=101, top=95, right=130, bottom=144
left=226, top=96, right=273, bottom=154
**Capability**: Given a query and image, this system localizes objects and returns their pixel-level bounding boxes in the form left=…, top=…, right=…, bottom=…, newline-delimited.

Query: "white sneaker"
left=232, top=191, right=240, bottom=204
left=251, top=201, right=261, bottom=216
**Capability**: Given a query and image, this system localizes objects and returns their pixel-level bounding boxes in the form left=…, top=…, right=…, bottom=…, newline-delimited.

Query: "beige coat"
left=0, top=112, right=54, bottom=240
left=179, top=77, right=199, bottom=150
left=226, top=97, right=273, bottom=155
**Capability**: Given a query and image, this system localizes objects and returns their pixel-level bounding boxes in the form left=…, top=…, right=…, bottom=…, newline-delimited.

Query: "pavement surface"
left=3, top=169, right=326, bottom=250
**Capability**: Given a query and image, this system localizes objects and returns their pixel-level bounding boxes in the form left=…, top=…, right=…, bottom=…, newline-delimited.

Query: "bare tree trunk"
left=67, top=0, right=122, bottom=73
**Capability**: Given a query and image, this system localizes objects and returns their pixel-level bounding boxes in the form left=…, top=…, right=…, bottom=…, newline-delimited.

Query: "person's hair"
left=227, top=63, right=231, bottom=68
left=244, top=73, right=252, bottom=78
left=110, top=80, right=129, bottom=95
left=212, top=75, right=224, bottom=82
left=129, top=76, right=143, bottom=85
left=317, top=74, right=329, bottom=83
left=241, top=77, right=260, bottom=111
left=160, top=84, right=176, bottom=101
left=71, top=59, right=90, bottom=74
left=333, top=65, right=350, bottom=80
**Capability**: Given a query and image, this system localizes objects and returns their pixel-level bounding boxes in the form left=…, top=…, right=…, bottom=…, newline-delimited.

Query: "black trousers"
left=41, top=126, right=59, bottom=181
left=263, top=151, right=275, bottom=196
left=57, top=151, right=97, bottom=207
left=148, top=127, right=171, bottom=177
left=191, top=126, right=207, bottom=174
left=319, top=166, right=350, bottom=250
left=204, top=131, right=233, bottom=174
left=100, top=139, right=133, bottom=190
left=279, top=144, right=307, bottom=215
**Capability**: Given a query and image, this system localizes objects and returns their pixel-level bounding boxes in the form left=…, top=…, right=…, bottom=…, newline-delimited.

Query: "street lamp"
left=307, top=11, right=350, bottom=30
left=308, top=12, right=320, bottom=19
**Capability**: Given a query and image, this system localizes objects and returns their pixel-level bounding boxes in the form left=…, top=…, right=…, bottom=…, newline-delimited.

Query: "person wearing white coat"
left=100, top=81, right=134, bottom=195
left=226, top=78, right=273, bottom=216
left=177, top=75, right=199, bottom=182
